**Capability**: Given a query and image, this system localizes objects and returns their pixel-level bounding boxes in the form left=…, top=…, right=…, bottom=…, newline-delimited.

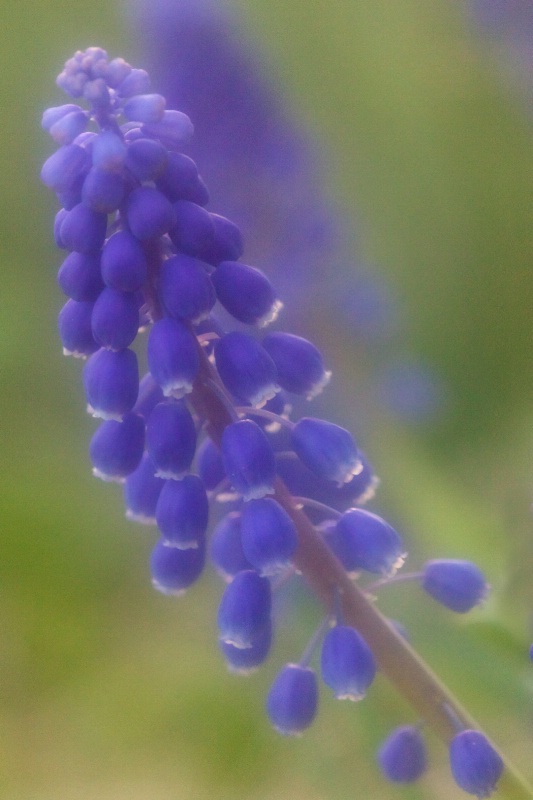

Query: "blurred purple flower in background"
left=467, top=0, right=533, bottom=106
left=131, top=0, right=445, bottom=424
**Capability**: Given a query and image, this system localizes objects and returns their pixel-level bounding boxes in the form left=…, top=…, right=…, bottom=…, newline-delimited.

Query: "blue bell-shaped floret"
left=377, top=726, right=427, bottom=783
left=150, top=537, right=205, bottom=595
left=146, top=399, right=197, bottom=479
left=266, top=664, right=318, bottom=736
left=421, top=560, right=488, bottom=613
left=220, top=420, right=276, bottom=500
left=217, top=569, right=271, bottom=649
left=291, top=417, right=361, bottom=486
left=215, top=331, right=279, bottom=407
left=449, top=730, right=503, bottom=798
left=240, top=497, right=297, bottom=575
left=147, top=317, right=200, bottom=399
left=155, top=474, right=209, bottom=549
left=332, top=508, right=405, bottom=577
left=320, top=624, right=376, bottom=701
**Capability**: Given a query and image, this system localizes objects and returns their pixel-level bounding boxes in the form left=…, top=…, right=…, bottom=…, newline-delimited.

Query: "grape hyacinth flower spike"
left=41, top=48, right=531, bottom=798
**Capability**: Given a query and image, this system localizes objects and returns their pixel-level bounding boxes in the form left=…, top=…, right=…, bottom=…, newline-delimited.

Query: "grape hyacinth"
left=41, top=48, right=527, bottom=797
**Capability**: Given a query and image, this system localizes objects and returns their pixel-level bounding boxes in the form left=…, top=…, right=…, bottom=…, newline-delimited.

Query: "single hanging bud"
left=83, top=347, right=139, bottom=420
left=421, top=559, right=488, bottom=613
left=215, top=332, right=279, bottom=407
left=89, top=412, right=145, bottom=482
left=147, top=317, right=200, bottom=399
left=262, top=332, right=331, bottom=399
left=217, top=569, right=271, bottom=649
left=146, top=399, right=197, bottom=480
left=240, top=498, right=297, bottom=576
left=100, top=230, right=148, bottom=293
left=377, top=726, right=427, bottom=783
left=57, top=251, right=104, bottom=301
left=155, top=475, right=209, bottom=549
left=266, top=664, right=318, bottom=736
left=211, top=261, right=282, bottom=326
left=91, top=288, right=140, bottom=351
left=124, top=453, right=165, bottom=524
left=220, top=620, right=273, bottom=675
left=291, top=417, right=362, bottom=486
left=320, top=624, right=376, bottom=701
left=58, top=299, right=98, bottom=357
left=449, top=730, right=503, bottom=798
left=150, top=537, right=205, bottom=596
left=220, top=420, right=276, bottom=501
left=158, top=253, right=216, bottom=323
left=332, top=508, right=405, bottom=577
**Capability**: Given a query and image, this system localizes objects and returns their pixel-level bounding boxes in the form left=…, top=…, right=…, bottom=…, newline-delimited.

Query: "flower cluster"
left=41, top=48, right=503, bottom=797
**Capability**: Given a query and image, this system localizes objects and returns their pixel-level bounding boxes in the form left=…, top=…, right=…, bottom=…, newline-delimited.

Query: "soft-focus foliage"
left=2, top=0, right=533, bottom=798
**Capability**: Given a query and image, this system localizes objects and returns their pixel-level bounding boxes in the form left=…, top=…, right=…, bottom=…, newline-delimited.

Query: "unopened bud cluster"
left=41, top=48, right=502, bottom=798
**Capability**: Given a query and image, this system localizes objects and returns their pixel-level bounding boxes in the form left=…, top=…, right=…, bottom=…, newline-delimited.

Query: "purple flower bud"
left=240, top=498, right=297, bottom=575
left=141, top=109, right=194, bottom=148
left=123, top=93, right=166, bottom=123
left=101, top=230, right=148, bottom=292
left=125, top=186, right=176, bottom=241
left=277, top=450, right=378, bottom=517
left=210, top=511, right=253, bottom=581
left=291, top=417, right=361, bottom=486
left=377, top=726, right=427, bottom=783
left=221, top=420, right=276, bottom=500
left=124, top=453, right=165, bottom=524
left=449, top=730, right=503, bottom=798
left=196, top=436, right=226, bottom=492
left=89, top=412, right=145, bottom=481
left=40, top=144, right=90, bottom=194
left=57, top=251, right=104, bottom=301
left=58, top=299, right=98, bottom=357
left=83, top=347, right=139, bottom=420
left=81, top=167, right=126, bottom=213
left=159, top=253, right=215, bottom=323
left=266, top=664, right=318, bottom=736
left=217, top=569, right=271, bottom=649
left=212, top=261, right=281, bottom=327
left=168, top=200, right=215, bottom=261
left=42, top=104, right=84, bottom=131
left=117, top=68, right=151, bottom=97
left=146, top=400, right=197, bottom=479
left=49, top=110, right=88, bottom=145
left=83, top=78, right=111, bottom=109
left=92, top=131, right=127, bottom=171
left=215, top=332, right=279, bottom=407
left=320, top=625, right=376, bottom=701
left=156, top=151, right=209, bottom=205
left=60, top=203, right=107, bottom=254
left=332, top=509, right=405, bottom=577
left=91, top=288, right=140, bottom=350
left=263, top=332, right=331, bottom=399
left=100, top=57, right=132, bottom=88
left=155, top=474, right=208, bottom=549
left=220, top=620, right=272, bottom=674
left=124, top=137, right=168, bottom=181
left=421, top=560, right=488, bottom=613
left=150, top=537, right=205, bottom=595
left=147, top=317, right=200, bottom=399
left=205, top=213, right=244, bottom=265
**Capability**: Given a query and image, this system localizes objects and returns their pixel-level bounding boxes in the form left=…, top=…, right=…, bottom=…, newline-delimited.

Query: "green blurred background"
left=2, top=0, right=533, bottom=797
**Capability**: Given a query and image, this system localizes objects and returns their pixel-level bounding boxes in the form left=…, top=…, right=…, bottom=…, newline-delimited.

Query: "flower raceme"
left=41, top=48, right=503, bottom=796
